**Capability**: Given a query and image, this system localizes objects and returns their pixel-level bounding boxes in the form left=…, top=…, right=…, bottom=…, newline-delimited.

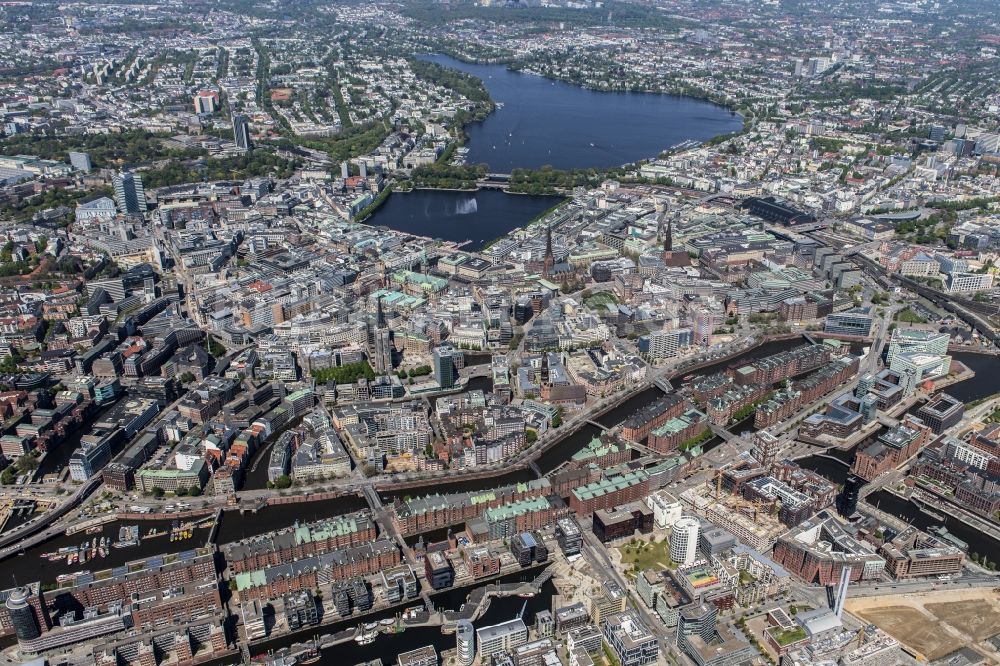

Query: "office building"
left=5, top=587, right=40, bottom=641
left=555, top=517, right=582, bottom=556
left=433, top=345, right=458, bottom=389
left=535, top=610, right=554, bottom=638
left=554, top=603, right=590, bottom=634
left=112, top=171, right=147, bottom=215
left=510, top=531, right=549, bottom=567
left=233, top=114, right=252, bottom=151
left=885, top=329, right=949, bottom=366
left=601, top=612, right=658, bottom=666
left=283, top=591, right=319, bottom=631
left=397, top=646, right=437, bottom=666
left=915, top=393, right=964, bottom=434
left=670, top=516, right=700, bottom=566
left=646, top=490, right=683, bottom=528
left=476, top=618, right=527, bottom=660
left=824, top=307, right=873, bottom=337
left=69, top=439, right=113, bottom=481
left=424, top=551, right=454, bottom=590
left=593, top=504, right=653, bottom=543
left=590, top=580, right=627, bottom=625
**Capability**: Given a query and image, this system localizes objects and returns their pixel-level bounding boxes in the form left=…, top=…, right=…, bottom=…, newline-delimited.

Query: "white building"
left=646, top=490, right=683, bottom=529
left=670, top=516, right=700, bottom=566
left=476, top=618, right=527, bottom=660
left=946, top=271, right=993, bottom=294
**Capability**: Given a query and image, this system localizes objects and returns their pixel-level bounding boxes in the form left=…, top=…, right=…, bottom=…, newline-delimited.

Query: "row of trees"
left=311, top=361, right=377, bottom=385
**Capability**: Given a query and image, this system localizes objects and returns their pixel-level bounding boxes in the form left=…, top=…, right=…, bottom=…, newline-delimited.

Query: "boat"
left=378, top=619, right=394, bottom=626
left=928, top=525, right=968, bottom=551
left=56, top=574, right=72, bottom=583
left=354, top=632, right=377, bottom=645
left=910, top=495, right=945, bottom=521
left=86, top=526, right=102, bottom=535
left=517, top=592, right=536, bottom=599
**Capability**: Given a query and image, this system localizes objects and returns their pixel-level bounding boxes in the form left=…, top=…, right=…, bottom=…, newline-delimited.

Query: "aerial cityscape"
left=0, top=0, right=999, bottom=665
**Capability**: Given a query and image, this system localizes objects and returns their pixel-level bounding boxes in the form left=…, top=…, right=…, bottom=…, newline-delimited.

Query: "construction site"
left=679, top=474, right=789, bottom=552
left=845, top=588, right=1000, bottom=662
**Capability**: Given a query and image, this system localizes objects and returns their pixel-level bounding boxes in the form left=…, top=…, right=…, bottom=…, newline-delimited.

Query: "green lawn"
left=618, top=539, right=673, bottom=572
left=585, top=291, right=619, bottom=311
left=895, top=308, right=928, bottom=324
left=768, top=626, right=807, bottom=646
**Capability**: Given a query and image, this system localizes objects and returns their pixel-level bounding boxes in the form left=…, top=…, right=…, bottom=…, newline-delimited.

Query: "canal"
left=248, top=568, right=556, bottom=665
left=0, top=517, right=212, bottom=587
left=215, top=495, right=370, bottom=545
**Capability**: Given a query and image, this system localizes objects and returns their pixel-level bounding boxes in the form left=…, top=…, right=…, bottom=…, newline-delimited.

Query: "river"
left=421, top=54, right=743, bottom=172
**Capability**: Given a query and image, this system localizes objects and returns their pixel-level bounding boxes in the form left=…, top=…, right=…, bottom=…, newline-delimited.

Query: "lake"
left=421, top=54, right=743, bottom=172
left=367, top=188, right=562, bottom=250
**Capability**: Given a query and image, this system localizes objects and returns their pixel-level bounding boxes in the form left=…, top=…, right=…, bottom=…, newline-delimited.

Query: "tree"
left=150, top=487, right=165, bottom=498
left=188, top=485, right=201, bottom=497
left=274, top=474, right=292, bottom=489
left=179, top=372, right=195, bottom=384
left=175, top=486, right=188, bottom=496
left=15, top=453, right=39, bottom=473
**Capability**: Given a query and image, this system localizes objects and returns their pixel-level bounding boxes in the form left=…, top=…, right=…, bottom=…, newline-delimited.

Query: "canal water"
left=942, top=351, right=1000, bottom=403
left=215, top=494, right=370, bottom=545
left=249, top=568, right=556, bottom=665
left=421, top=54, right=743, bottom=172
left=866, top=490, right=999, bottom=559
left=0, top=517, right=211, bottom=588
left=367, top=188, right=563, bottom=251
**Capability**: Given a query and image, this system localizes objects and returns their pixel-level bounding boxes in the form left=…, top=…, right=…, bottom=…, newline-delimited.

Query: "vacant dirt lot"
left=846, top=588, right=1000, bottom=661
left=852, top=605, right=962, bottom=660
left=926, top=599, right=1000, bottom=641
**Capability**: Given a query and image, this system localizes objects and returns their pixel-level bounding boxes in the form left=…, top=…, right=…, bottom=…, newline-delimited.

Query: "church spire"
left=664, top=215, right=673, bottom=253
left=543, top=225, right=554, bottom=279
left=376, top=295, right=386, bottom=329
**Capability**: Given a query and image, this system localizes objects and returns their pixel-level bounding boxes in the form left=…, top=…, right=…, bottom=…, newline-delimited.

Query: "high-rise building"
left=5, top=587, right=40, bottom=641
left=233, top=114, right=252, bottom=151
left=433, top=345, right=458, bottom=389
left=456, top=620, right=475, bottom=666
left=670, top=516, right=700, bottom=566
left=837, top=475, right=862, bottom=517
left=676, top=602, right=717, bottom=652
left=69, top=151, right=92, bottom=172
left=112, top=171, right=147, bottom=215
left=833, top=566, right=851, bottom=618
left=372, top=297, right=392, bottom=374
left=542, top=225, right=554, bottom=279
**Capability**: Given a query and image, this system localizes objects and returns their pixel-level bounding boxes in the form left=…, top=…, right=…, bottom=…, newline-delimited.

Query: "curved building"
left=670, top=517, right=700, bottom=566
left=456, top=619, right=475, bottom=666
left=5, top=587, right=40, bottom=641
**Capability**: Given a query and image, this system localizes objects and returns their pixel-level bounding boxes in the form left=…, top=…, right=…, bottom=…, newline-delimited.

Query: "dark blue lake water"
left=422, top=54, right=743, bottom=172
